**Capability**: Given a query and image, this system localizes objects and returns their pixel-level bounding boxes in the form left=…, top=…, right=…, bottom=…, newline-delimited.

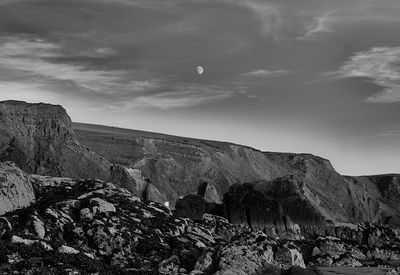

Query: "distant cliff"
left=73, top=122, right=400, bottom=227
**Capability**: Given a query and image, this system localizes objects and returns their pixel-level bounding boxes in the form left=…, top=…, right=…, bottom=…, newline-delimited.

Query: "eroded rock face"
left=0, top=162, right=35, bottom=215
left=0, top=101, right=110, bottom=180
left=0, top=101, right=159, bottom=200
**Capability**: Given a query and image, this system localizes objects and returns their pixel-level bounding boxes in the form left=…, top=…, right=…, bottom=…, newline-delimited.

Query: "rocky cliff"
left=0, top=101, right=154, bottom=199
left=0, top=101, right=111, bottom=179
left=73, top=122, right=400, bottom=227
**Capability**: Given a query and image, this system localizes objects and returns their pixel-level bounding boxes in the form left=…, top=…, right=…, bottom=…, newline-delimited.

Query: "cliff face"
left=0, top=101, right=110, bottom=179
left=0, top=101, right=153, bottom=200
left=73, top=122, right=400, bottom=227
left=73, top=123, right=291, bottom=206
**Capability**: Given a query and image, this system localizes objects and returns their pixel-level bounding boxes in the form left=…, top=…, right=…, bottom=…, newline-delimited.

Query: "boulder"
left=0, top=162, right=35, bottom=215
left=216, top=243, right=274, bottom=275
left=90, top=197, right=116, bottom=213
left=275, top=245, right=306, bottom=268
left=223, top=176, right=327, bottom=232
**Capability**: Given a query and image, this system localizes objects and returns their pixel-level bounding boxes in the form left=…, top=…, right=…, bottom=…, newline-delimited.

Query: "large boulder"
left=0, top=162, right=35, bottom=215
left=223, top=176, right=327, bottom=232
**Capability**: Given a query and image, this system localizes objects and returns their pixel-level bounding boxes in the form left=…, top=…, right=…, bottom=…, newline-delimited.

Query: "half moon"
left=197, top=66, right=204, bottom=75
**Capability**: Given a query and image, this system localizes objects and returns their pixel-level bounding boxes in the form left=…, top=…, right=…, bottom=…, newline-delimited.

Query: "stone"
left=90, top=198, right=116, bottom=213
left=193, top=251, right=213, bottom=273
left=333, top=253, right=362, bottom=267
left=158, top=255, right=184, bottom=275
left=58, top=245, right=80, bottom=254
left=217, top=243, right=274, bottom=275
left=80, top=208, right=93, bottom=221
left=318, top=237, right=345, bottom=259
left=11, top=235, right=38, bottom=246
left=313, top=254, right=333, bottom=267
left=0, top=162, right=35, bottom=215
left=0, top=217, right=12, bottom=239
left=32, top=215, right=46, bottom=239
left=275, top=245, right=305, bottom=268
left=311, top=247, right=321, bottom=257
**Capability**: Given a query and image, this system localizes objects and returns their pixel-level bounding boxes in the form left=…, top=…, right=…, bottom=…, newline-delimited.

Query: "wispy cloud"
left=377, top=129, right=400, bottom=137
left=338, top=47, right=400, bottom=103
left=135, top=85, right=234, bottom=109
left=241, top=69, right=288, bottom=77
left=0, top=36, right=121, bottom=93
left=0, top=35, right=238, bottom=109
left=301, top=11, right=335, bottom=39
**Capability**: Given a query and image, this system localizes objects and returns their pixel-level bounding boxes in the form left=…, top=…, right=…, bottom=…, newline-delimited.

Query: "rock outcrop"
left=223, top=176, right=327, bottom=233
left=0, top=101, right=110, bottom=180
left=0, top=101, right=167, bottom=202
left=0, top=162, right=35, bottom=215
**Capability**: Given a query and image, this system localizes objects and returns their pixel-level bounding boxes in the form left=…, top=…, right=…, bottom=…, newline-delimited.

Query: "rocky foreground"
left=0, top=161, right=400, bottom=275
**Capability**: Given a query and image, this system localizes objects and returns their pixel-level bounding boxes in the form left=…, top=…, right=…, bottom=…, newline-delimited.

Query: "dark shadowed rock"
left=176, top=194, right=207, bottom=220
left=224, top=176, right=326, bottom=233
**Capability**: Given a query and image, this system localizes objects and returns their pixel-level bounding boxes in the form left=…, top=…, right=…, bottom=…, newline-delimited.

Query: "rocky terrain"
left=1, top=162, right=400, bottom=274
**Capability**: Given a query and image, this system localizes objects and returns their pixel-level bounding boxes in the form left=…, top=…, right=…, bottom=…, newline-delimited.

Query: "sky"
left=0, top=0, right=399, bottom=175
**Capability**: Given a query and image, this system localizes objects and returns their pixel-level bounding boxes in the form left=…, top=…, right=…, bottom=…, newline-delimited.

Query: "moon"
left=197, top=66, right=204, bottom=75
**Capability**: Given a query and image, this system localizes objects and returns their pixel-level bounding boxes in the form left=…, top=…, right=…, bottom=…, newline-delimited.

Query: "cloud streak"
left=339, top=47, right=400, bottom=103
left=241, top=69, right=288, bottom=77
left=136, top=85, right=234, bottom=109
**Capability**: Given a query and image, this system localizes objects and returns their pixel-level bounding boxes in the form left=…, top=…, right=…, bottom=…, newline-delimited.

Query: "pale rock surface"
left=0, top=162, right=35, bottom=215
